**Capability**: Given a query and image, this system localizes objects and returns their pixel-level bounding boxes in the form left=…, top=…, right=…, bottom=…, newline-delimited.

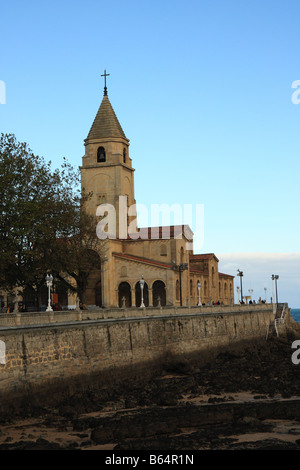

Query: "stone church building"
left=79, top=79, right=234, bottom=309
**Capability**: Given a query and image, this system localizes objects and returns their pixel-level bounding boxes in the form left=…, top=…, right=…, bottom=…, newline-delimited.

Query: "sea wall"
left=0, top=305, right=276, bottom=414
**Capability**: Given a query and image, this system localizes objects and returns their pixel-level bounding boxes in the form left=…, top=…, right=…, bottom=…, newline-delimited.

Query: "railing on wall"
left=0, top=303, right=275, bottom=330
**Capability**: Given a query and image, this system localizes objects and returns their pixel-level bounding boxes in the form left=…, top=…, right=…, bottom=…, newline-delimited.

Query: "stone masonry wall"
left=0, top=306, right=275, bottom=413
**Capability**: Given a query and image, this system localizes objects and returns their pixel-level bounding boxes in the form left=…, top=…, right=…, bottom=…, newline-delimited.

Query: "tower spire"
left=101, top=69, right=110, bottom=96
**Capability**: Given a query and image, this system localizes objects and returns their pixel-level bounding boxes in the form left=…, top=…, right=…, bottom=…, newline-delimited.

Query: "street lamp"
left=139, top=275, right=145, bottom=308
left=272, top=274, right=279, bottom=307
left=264, top=287, right=267, bottom=303
left=237, top=270, right=244, bottom=303
left=45, top=274, right=53, bottom=312
left=248, top=288, right=253, bottom=300
left=172, top=261, right=188, bottom=306
left=197, top=281, right=201, bottom=306
left=236, top=286, right=240, bottom=304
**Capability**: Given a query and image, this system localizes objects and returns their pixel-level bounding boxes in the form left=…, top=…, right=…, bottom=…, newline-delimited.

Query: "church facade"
left=80, top=80, right=235, bottom=309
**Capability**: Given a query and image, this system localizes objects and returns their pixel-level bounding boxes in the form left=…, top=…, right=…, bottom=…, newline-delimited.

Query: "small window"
left=123, top=148, right=126, bottom=163
left=97, top=146, right=106, bottom=163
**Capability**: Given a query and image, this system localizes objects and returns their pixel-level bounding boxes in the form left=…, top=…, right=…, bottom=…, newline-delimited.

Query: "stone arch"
left=95, top=280, right=102, bottom=307
left=53, top=280, right=68, bottom=308
left=88, top=173, right=113, bottom=194
left=23, top=285, right=48, bottom=310
left=153, top=280, right=166, bottom=307
left=123, top=176, right=132, bottom=199
left=97, top=146, right=106, bottom=162
left=118, top=282, right=132, bottom=308
left=135, top=281, right=149, bottom=307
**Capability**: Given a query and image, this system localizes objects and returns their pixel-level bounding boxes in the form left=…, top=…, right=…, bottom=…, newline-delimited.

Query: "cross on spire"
left=101, top=69, right=110, bottom=96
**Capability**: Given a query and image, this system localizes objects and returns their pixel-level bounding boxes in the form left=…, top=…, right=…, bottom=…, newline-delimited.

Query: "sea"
left=291, top=309, right=300, bottom=322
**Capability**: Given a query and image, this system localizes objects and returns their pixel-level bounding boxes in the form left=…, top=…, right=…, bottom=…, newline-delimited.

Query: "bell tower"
left=80, top=71, right=136, bottom=238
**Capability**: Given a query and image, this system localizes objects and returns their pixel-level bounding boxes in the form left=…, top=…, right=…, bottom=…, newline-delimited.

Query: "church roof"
left=190, top=253, right=219, bottom=262
left=112, top=252, right=172, bottom=269
left=86, top=94, right=127, bottom=141
left=128, top=225, right=193, bottom=241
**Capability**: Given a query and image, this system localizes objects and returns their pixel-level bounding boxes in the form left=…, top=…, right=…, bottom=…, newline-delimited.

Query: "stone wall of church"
left=0, top=305, right=275, bottom=414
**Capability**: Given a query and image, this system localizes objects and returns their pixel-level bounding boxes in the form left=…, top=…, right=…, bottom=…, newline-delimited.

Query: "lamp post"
left=236, top=286, right=240, bottom=304
left=272, top=274, right=279, bottom=307
left=172, top=261, right=188, bottom=306
left=45, top=274, right=53, bottom=312
left=139, top=275, right=145, bottom=308
left=264, top=287, right=267, bottom=303
left=197, top=281, right=201, bottom=306
left=237, top=270, right=243, bottom=303
left=248, top=288, right=253, bottom=301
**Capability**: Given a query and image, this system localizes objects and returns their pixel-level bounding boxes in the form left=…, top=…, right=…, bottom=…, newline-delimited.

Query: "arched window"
left=219, top=282, right=222, bottom=297
left=212, top=266, right=215, bottom=287
left=190, top=279, right=193, bottom=296
left=204, top=280, right=207, bottom=297
left=97, top=146, right=106, bottom=163
left=135, top=281, right=149, bottom=307
left=118, top=282, right=131, bottom=308
left=95, top=281, right=102, bottom=307
left=153, top=280, right=166, bottom=307
left=123, top=148, right=126, bottom=163
left=224, top=283, right=227, bottom=298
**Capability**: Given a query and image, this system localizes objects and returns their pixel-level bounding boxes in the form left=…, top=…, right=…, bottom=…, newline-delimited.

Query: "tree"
left=0, top=133, right=103, bottom=309
left=53, top=199, right=108, bottom=305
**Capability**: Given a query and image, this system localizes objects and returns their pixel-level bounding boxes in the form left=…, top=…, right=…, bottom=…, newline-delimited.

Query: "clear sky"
left=1, top=0, right=299, bottom=307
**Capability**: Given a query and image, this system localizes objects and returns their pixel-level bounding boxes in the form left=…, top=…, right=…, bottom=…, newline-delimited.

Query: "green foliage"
left=0, top=133, right=99, bottom=307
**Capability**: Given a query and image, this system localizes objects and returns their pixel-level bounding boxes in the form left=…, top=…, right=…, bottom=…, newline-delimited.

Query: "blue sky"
left=1, top=0, right=300, bottom=307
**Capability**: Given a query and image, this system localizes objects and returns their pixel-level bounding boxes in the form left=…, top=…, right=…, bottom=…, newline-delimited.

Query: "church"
left=79, top=74, right=234, bottom=309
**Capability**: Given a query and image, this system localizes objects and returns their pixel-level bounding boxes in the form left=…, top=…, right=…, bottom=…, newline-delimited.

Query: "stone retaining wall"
left=0, top=305, right=278, bottom=414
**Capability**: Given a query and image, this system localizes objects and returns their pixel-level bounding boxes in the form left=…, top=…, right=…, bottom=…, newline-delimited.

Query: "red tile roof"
left=112, top=252, right=172, bottom=269
left=127, top=225, right=193, bottom=241
left=190, top=253, right=219, bottom=262
left=219, top=272, right=235, bottom=278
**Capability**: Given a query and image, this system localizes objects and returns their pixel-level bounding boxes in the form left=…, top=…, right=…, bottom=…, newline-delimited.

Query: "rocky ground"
left=0, top=333, right=300, bottom=451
